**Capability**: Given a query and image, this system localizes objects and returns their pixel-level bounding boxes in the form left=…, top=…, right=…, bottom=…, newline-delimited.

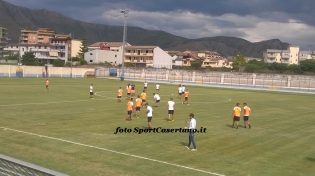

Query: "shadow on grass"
left=226, top=124, right=234, bottom=128
left=306, top=157, right=315, bottom=162
left=179, top=142, right=187, bottom=146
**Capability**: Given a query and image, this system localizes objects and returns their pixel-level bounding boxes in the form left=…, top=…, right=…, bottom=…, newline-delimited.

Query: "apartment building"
left=85, top=42, right=128, bottom=65
left=299, top=51, right=315, bottom=61
left=263, top=46, right=309, bottom=65
left=202, top=58, right=232, bottom=68
left=50, top=37, right=71, bottom=61
left=88, top=42, right=127, bottom=51
left=70, top=39, right=82, bottom=58
left=197, top=51, right=232, bottom=68
left=5, top=38, right=82, bottom=63
left=0, top=27, right=9, bottom=58
left=86, top=42, right=173, bottom=69
left=20, top=28, right=56, bottom=44
left=0, top=27, right=7, bottom=39
left=4, top=44, right=61, bottom=62
left=169, top=51, right=200, bottom=67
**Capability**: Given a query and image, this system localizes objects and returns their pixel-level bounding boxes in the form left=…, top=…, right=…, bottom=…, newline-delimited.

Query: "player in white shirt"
left=178, top=84, right=183, bottom=99
left=155, top=84, right=160, bottom=92
left=89, top=84, right=94, bottom=98
left=181, top=85, right=186, bottom=93
left=153, top=93, right=161, bottom=106
left=145, top=103, right=153, bottom=128
left=167, top=97, right=175, bottom=121
left=185, top=113, right=197, bottom=151
left=144, top=81, right=148, bottom=90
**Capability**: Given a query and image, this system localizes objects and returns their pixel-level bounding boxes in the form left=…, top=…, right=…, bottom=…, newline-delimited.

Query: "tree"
left=244, top=60, right=267, bottom=73
left=77, top=39, right=88, bottom=65
left=190, top=60, right=203, bottom=69
left=300, top=59, right=315, bottom=73
left=21, top=52, right=39, bottom=65
left=3, top=53, right=19, bottom=61
left=78, top=39, right=88, bottom=60
left=267, top=63, right=288, bottom=73
left=287, top=64, right=302, bottom=74
left=232, top=53, right=246, bottom=71
left=52, top=59, right=65, bottom=67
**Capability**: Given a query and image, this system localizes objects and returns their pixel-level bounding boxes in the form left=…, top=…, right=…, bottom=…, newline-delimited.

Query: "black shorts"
left=168, top=110, right=174, bottom=115
left=144, top=87, right=147, bottom=89
left=90, top=92, right=94, bottom=95
left=127, top=110, right=132, bottom=115
left=142, top=99, right=146, bottom=103
left=136, top=107, right=141, bottom=111
left=127, top=93, right=131, bottom=95
left=178, top=92, right=182, bottom=96
left=234, top=116, right=240, bottom=121
left=117, top=96, right=122, bottom=98
left=156, top=100, right=160, bottom=103
left=243, top=116, right=249, bottom=121
left=147, top=116, right=152, bottom=122
left=185, top=97, right=188, bottom=101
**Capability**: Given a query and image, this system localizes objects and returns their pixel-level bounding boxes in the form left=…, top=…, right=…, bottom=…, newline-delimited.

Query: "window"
left=90, top=60, right=93, bottom=63
left=90, top=53, right=93, bottom=55
left=115, top=55, right=117, bottom=58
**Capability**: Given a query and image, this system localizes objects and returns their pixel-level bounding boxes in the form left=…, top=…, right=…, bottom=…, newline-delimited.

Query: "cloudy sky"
left=4, top=0, right=315, bottom=50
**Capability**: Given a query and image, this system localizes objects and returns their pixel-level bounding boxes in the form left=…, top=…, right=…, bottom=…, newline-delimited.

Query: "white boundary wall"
left=96, top=67, right=315, bottom=94
left=0, top=65, right=95, bottom=78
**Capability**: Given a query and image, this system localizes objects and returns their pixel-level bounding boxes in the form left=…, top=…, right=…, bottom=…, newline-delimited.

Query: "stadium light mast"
left=120, top=9, right=128, bottom=81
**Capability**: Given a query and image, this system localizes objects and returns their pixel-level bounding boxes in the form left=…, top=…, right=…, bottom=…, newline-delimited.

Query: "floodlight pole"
left=120, top=9, right=128, bottom=81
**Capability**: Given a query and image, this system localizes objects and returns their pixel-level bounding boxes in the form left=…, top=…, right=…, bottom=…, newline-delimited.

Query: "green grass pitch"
left=0, top=78, right=314, bottom=176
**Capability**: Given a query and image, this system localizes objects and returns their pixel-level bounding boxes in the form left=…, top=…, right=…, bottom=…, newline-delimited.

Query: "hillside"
left=0, top=0, right=289, bottom=57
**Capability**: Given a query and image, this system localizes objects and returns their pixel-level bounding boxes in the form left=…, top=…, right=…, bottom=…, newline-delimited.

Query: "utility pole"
left=120, top=9, right=128, bottom=81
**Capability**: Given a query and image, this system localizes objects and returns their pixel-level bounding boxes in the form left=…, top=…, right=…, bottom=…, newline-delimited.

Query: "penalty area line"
left=0, top=127, right=225, bottom=176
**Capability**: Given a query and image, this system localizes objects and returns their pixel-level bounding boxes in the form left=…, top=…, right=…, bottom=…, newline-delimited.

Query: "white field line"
left=0, top=127, right=225, bottom=176
left=0, top=98, right=107, bottom=107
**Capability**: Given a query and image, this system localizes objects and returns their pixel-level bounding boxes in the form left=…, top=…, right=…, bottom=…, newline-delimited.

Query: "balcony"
left=125, top=53, right=153, bottom=56
left=266, top=53, right=277, bottom=58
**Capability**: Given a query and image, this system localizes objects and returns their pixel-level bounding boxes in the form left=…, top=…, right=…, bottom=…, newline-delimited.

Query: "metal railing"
left=0, top=154, right=68, bottom=176
left=96, top=67, right=315, bottom=94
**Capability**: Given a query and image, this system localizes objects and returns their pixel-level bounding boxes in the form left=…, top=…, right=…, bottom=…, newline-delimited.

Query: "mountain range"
left=0, top=0, right=289, bottom=58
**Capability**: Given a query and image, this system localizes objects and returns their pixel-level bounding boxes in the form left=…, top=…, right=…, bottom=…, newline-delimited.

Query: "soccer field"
left=0, top=78, right=314, bottom=176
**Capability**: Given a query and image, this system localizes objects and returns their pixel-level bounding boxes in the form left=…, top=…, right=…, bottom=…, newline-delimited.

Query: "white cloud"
left=100, top=9, right=315, bottom=49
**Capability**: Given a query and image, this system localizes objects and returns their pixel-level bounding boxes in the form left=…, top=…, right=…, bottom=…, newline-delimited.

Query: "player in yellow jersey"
left=243, top=102, right=252, bottom=128
left=45, top=79, right=49, bottom=90
left=126, top=98, right=134, bottom=121
left=182, top=89, right=190, bottom=104
left=135, top=95, right=142, bottom=118
left=232, top=103, right=241, bottom=129
left=126, top=84, right=132, bottom=99
left=117, top=87, right=123, bottom=102
left=140, top=90, right=147, bottom=106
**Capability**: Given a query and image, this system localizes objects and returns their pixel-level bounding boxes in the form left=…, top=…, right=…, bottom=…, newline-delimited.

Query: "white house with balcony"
left=262, top=46, right=311, bottom=65
left=4, top=44, right=63, bottom=63
left=124, top=46, right=173, bottom=69
left=4, top=38, right=81, bottom=64
left=85, top=42, right=131, bottom=65
left=86, top=42, right=173, bottom=69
